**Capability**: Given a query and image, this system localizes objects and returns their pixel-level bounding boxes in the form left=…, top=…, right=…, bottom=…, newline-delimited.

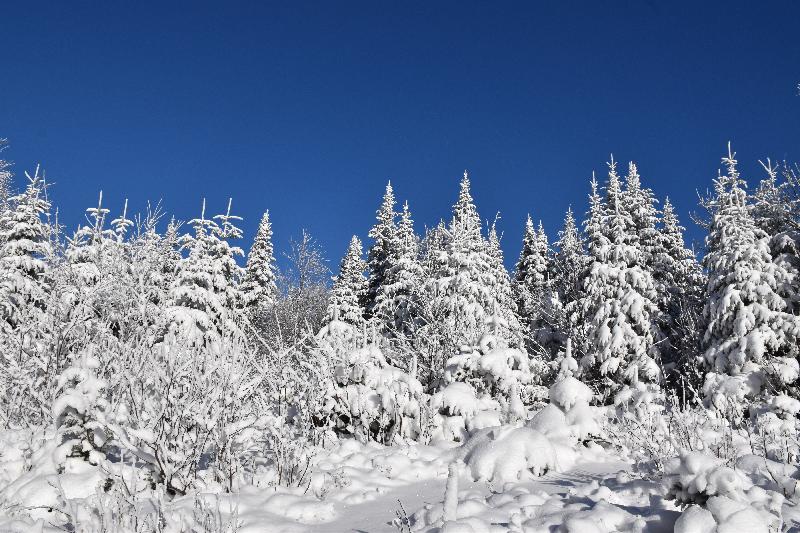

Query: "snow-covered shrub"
left=52, top=351, right=112, bottom=468
left=458, top=426, right=559, bottom=486
left=665, top=451, right=784, bottom=532
left=749, top=393, right=800, bottom=464
left=529, top=340, right=601, bottom=445
left=443, top=317, right=542, bottom=404
left=314, top=319, right=425, bottom=444
left=431, top=316, right=542, bottom=442
left=429, top=381, right=503, bottom=442
left=113, top=337, right=254, bottom=496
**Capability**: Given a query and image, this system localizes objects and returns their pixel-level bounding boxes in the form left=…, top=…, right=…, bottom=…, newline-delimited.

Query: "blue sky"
left=1, top=1, right=799, bottom=270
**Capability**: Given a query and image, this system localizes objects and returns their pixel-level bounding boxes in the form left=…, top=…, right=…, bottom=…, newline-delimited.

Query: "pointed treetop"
left=453, top=169, right=480, bottom=228
left=111, top=198, right=133, bottom=239
left=87, top=190, right=110, bottom=231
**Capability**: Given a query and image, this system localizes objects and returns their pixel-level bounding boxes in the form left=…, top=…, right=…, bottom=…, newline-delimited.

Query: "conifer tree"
left=579, top=162, right=661, bottom=401
left=701, top=146, right=800, bottom=419
left=327, top=235, right=367, bottom=327
left=751, top=160, right=800, bottom=316
left=242, top=210, right=278, bottom=310
left=0, top=139, right=13, bottom=226
left=622, top=162, right=659, bottom=265
left=552, top=206, right=586, bottom=316
left=374, top=201, right=424, bottom=335
left=428, top=171, right=518, bottom=348
left=167, top=199, right=245, bottom=350
left=514, top=215, right=539, bottom=324
left=0, top=167, right=52, bottom=325
left=486, top=219, right=517, bottom=327
left=365, top=182, right=396, bottom=317
left=514, top=216, right=554, bottom=352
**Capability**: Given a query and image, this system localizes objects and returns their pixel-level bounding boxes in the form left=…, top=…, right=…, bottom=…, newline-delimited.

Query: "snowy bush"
left=459, top=426, right=559, bottom=485
left=314, top=319, right=425, bottom=444
left=529, top=340, right=601, bottom=445
left=52, top=351, right=112, bottom=468
left=665, top=451, right=784, bottom=532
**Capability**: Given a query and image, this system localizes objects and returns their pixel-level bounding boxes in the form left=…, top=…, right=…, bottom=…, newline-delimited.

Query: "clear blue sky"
left=1, top=1, right=799, bottom=270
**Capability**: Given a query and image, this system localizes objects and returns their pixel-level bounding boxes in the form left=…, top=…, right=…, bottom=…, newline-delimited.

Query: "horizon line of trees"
left=0, top=139, right=798, bottom=490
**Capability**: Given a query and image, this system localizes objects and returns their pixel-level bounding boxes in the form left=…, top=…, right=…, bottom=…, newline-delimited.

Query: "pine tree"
left=374, top=201, right=424, bottom=335
left=552, top=206, right=586, bottom=317
left=0, top=139, right=13, bottom=226
left=584, top=173, right=607, bottom=260
left=167, top=199, right=245, bottom=350
left=701, top=146, right=800, bottom=419
left=514, top=216, right=554, bottom=353
left=621, top=162, right=659, bottom=265
left=327, top=235, right=367, bottom=327
left=242, top=210, right=278, bottom=311
left=0, top=167, right=52, bottom=325
left=428, top=171, right=518, bottom=348
left=579, top=161, right=661, bottom=401
left=751, top=160, right=800, bottom=316
left=514, top=215, right=539, bottom=325
left=487, top=219, right=517, bottom=326
left=365, top=182, right=396, bottom=317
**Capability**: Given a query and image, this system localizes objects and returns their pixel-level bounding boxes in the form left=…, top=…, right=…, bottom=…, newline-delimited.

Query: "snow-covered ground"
left=2, top=410, right=799, bottom=533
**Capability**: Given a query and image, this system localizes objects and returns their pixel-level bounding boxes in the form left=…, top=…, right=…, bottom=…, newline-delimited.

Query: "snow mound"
left=665, top=452, right=784, bottom=533
left=458, top=426, right=558, bottom=485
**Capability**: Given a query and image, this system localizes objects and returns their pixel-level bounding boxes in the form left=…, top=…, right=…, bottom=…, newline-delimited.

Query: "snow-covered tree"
left=166, top=199, right=245, bottom=351
left=428, top=171, right=517, bottom=348
left=579, top=161, right=661, bottom=401
left=551, top=207, right=587, bottom=350
left=365, top=182, right=396, bottom=318
left=0, top=167, right=52, bottom=325
left=242, top=210, right=278, bottom=311
left=552, top=206, right=586, bottom=307
left=0, top=139, right=13, bottom=224
left=701, top=146, right=800, bottom=420
left=52, top=350, right=111, bottom=467
left=621, top=162, right=659, bottom=266
left=751, top=160, right=800, bottom=316
left=514, top=216, right=558, bottom=355
left=374, top=201, right=424, bottom=336
left=327, top=235, right=367, bottom=327
left=654, top=197, right=706, bottom=396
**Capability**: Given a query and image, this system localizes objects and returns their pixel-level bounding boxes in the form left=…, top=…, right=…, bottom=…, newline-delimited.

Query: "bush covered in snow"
left=314, top=319, right=425, bottom=444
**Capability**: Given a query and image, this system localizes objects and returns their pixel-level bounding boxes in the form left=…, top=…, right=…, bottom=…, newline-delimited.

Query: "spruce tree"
left=167, top=199, right=245, bottom=350
left=0, top=168, right=52, bottom=325
left=365, top=182, right=396, bottom=318
left=655, top=197, right=706, bottom=399
left=621, top=162, right=659, bottom=265
left=751, top=160, right=800, bottom=316
left=374, top=201, right=424, bottom=335
left=514, top=216, right=554, bottom=352
left=514, top=215, right=539, bottom=325
left=701, top=146, right=800, bottom=419
left=552, top=206, right=586, bottom=318
left=242, top=210, right=278, bottom=310
left=428, top=171, right=518, bottom=348
left=579, top=162, right=661, bottom=401
left=327, top=235, right=367, bottom=327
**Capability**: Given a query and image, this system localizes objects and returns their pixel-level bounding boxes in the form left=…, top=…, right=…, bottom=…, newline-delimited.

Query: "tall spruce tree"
left=701, top=146, right=800, bottom=419
left=365, top=182, right=396, bottom=318
left=579, top=162, right=661, bottom=401
left=242, top=210, right=278, bottom=310
left=0, top=168, right=52, bottom=325
left=166, top=199, right=245, bottom=350
left=751, top=160, right=800, bottom=316
left=327, top=235, right=367, bottom=327
left=428, top=171, right=518, bottom=347
left=374, top=201, right=424, bottom=335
